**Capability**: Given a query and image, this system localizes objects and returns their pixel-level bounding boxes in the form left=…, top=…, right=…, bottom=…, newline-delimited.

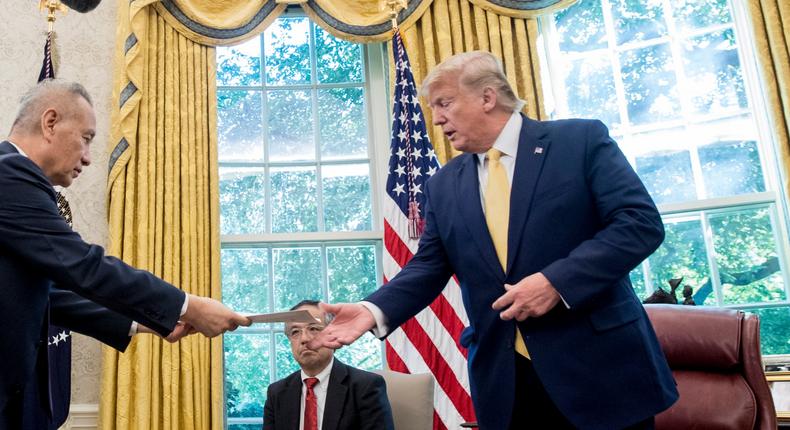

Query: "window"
left=541, top=0, right=790, bottom=354
left=216, top=14, right=390, bottom=428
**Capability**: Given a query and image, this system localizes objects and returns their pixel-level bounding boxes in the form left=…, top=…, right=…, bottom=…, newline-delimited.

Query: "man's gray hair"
left=11, top=79, right=93, bottom=133
left=420, top=51, right=525, bottom=112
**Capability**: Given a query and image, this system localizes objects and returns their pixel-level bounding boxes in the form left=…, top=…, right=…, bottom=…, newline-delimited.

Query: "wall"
left=0, top=0, right=118, bottom=426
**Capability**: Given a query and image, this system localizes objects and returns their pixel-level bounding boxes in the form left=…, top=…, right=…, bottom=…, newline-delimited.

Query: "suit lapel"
left=321, top=360, right=348, bottom=430
left=506, top=115, right=551, bottom=272
left=455, top=154, right=505, bottom=277
left=284, top=373, right=303, bottom=430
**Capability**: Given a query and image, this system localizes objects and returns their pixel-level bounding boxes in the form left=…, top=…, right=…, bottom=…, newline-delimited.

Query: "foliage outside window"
left=542, top=0, right=790, bottom=354
left=216, top=16, right=387, bottom=429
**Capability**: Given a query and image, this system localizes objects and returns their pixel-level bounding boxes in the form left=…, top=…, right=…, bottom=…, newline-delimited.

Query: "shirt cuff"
left=180, top=294, right=189, bottom=316
left=559, top=293, right=570, bottom=309
left=360, top=301, right=389, bottom=338
left=128, top=321, right=138, bottom=337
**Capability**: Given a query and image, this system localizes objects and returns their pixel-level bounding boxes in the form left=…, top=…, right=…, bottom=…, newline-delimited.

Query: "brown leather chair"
left=645, top=304, right=777, bottom=429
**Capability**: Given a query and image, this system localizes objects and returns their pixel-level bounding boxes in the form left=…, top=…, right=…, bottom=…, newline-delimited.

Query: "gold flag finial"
left=381, top=0, right=407, bottom=30
left=39, top=0, right=68, bottom=33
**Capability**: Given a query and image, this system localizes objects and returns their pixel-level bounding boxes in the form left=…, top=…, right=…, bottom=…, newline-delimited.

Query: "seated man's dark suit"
left=0, top=141, right=185, bottom=428
left=263, top=359, right=394, bottom=430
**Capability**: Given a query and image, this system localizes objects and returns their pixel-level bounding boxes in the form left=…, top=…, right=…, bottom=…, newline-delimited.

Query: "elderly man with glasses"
left=262, top=300, right=394, bottom=430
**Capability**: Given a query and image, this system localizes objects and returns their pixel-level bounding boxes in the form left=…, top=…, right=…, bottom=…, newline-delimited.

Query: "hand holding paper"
left=181, top=294, right=251, bottom=337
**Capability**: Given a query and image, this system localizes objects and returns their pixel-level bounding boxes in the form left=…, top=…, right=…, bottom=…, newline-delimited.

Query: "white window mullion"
left=321, top=243, right=330, bottom=301
left=662, top=0, right=709, bottom=200
left=642, top=258, right=655, bottom=296
left=600, top=0, right=630, bottom=140
left=267, top=246, right=278, bottom=382
left=768, top=205, right=790, bottom=301
left=700, top=212, right=724, bottom=306
left=364, top=43, right=391, bottom=231
left=540, top=14, right=570, bottom=117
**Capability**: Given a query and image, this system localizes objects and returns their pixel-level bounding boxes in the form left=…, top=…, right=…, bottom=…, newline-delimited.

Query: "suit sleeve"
left=364, top=181, right=455, bottom=332
left=49, top=287, right=133, bottom=352
left=0, top=154, right=184, bottom=337
left=357, top=374, right=395, bottom=430
left=541, top=120, right=665, bottom=308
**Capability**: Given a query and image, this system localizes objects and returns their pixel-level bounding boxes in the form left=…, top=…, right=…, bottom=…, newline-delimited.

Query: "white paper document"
left=242, top=309, right=319, bottom=324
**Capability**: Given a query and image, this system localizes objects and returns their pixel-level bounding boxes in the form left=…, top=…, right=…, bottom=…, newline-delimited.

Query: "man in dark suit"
left=263, top=300, right=393, bottom=430
left=310, top=51, right=679, bottom=430
left=0, top=79, right=251, bottom=428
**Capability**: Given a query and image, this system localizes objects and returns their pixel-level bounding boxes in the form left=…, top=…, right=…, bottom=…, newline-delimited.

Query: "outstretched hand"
left=307, top=302, right=375, bottom=350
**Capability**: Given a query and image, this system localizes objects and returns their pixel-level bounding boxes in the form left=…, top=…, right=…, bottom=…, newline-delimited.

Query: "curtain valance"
left=146, top=0, right=575, bottom=45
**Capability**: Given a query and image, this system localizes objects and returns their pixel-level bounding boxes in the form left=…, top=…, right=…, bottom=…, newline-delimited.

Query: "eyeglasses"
left=286, top=323, right=326, bottom=340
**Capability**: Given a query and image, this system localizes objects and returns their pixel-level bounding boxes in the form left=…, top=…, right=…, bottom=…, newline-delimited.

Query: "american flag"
left=383, top=30, right=476, bottom=429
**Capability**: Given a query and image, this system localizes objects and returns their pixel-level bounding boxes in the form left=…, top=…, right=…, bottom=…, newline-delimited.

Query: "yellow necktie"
left=484, top=148, right=530, bottom=359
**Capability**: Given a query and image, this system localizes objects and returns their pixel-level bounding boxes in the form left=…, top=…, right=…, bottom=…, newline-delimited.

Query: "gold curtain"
left=395, top=0, right=550, bottom=163
left=749, top=0, right=790, bottom=195
left=101, top=1, right=223, bottom=428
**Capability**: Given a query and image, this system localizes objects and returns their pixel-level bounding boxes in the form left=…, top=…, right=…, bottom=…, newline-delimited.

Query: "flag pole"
left=30, top=3, right=75, bottom=428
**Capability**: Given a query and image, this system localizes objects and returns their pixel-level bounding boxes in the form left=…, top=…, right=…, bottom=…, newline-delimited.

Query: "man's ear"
left=41, top=108, right=59, bottom=140
left=481, top=87, right=498, bottom=112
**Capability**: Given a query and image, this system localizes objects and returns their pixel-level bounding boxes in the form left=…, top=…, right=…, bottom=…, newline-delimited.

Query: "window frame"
left=217, top=10, right=392, bottom=427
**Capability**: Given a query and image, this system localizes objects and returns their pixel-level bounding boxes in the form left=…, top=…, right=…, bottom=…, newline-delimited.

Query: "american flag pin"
left=534, top=147, right=544, bottom=154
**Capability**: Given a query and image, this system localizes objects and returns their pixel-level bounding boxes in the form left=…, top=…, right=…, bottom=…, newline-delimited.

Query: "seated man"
left=263, top=300, right=394, bottom=430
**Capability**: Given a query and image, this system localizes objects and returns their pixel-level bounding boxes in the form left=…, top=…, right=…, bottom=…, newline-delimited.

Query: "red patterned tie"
left=304, top=377, right=319, bottom=430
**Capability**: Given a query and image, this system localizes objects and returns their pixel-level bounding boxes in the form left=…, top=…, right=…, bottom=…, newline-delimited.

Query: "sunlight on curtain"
left=748, top=0, right=790, bottom=196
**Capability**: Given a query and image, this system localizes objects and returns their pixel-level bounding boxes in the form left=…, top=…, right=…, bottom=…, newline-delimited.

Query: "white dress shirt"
left=474, top=111, right=521, bottom=207
left=299, top=357, right=334, bottom=430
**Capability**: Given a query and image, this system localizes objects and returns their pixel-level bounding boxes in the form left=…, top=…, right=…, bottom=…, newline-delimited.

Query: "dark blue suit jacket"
left=366, top=117, right=678, bottom=430
left=0, top=141, right=185, bottom=426
left=21, top=287, right=135, bottom=430
left=263, top=359, right=394, bottom=430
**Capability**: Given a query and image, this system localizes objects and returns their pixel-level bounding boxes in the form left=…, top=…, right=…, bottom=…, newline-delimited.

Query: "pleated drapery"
left=102, top=0, right=573, bottom=428
left=748, top=1, right=790, bottom=197
left=101, top=2, right=222, bottom=428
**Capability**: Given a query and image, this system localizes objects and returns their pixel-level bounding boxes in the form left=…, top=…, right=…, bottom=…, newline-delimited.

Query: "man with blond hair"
left=310, top=52, right=678, bottom=429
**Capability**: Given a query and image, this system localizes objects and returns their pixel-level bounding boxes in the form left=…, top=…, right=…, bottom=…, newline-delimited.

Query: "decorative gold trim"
left=380, top=0, right=407, bottom=29
left=766, top=371, right=790, bottom=382
left=39, top=0, right=68, bottom=32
